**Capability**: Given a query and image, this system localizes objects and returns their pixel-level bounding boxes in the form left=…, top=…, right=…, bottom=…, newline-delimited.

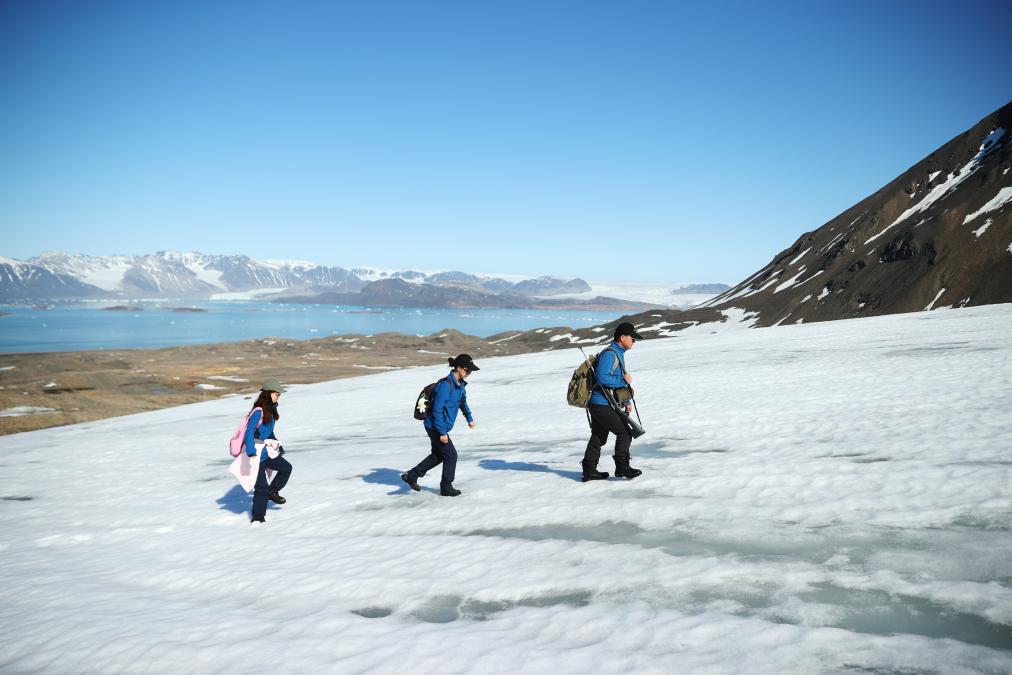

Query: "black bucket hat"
left=449, top=354, right=480, bottom=371
left=613, top=322, right=644, bottom=341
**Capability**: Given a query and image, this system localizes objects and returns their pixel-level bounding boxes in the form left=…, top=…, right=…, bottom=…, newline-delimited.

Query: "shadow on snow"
left=362, top=467, right=439, bottom=495
left=216, top=484, right=283, bottom=514
left=478, top=459, right=582, bottom=482
left=216, top=484, right=252, bottom=514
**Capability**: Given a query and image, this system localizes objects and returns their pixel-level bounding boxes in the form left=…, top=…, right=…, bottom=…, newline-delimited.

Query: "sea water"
left=0, top=301, right=623, bottom=353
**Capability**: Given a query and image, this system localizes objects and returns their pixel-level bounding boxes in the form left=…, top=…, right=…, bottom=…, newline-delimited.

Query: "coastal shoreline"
left=0, top=327, right=555, bottom=435
left=0, top=303, right=723, bottom=435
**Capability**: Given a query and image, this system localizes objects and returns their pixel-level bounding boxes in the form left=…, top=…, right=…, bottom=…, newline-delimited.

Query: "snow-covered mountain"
left=0, top=251, right=366, bottom=300
left=349, top=267, right=592, bottom=296
left=0, top=256, right=109, bottom=299
left=0, top=253, right=712, bottom=307
left=1, top=303, right=1010, bottom=672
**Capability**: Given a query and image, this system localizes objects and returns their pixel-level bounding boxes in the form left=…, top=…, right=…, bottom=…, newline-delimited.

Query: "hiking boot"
left=581, top=469, right=610, bottom=482
left=614, top=455, right=642, bottom=479
left=268, top=491, right=286, bottom=504
left=250, top=518, right=265, bottom=526
left=440, top=485, right=462, bottom=497
left=401, top=472, right=420, bottom=492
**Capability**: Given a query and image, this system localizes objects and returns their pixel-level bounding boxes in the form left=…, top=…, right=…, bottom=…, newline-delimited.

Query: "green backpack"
left=567, top=347, right=627, bottom=408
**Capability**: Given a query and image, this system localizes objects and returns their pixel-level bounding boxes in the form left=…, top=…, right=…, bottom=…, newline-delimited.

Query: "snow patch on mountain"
left=669, top=307, right=759, bottom=335
left=866, top=127, right=1006, bottom=245
left=963, top=186, right=1012, bottom=225
left=924, top=288, right=946, bottom=311
left=774, top=267, right=808, bottom=294
left=973, top=219, right=993, bottom=238
left=788, top=247, right=811, bottom=266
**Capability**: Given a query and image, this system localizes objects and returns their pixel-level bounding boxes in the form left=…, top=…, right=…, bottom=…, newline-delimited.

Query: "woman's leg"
left=437, top=436, right=458, bottom=489
left=266, top=456, right=292, bottom=493
left=251, top=459, right=271, bottom=522
left=411, top=427, right=446, bottom=479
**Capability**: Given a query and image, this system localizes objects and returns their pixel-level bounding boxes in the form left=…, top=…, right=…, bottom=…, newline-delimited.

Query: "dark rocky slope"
left=700, top=101, right=1012, bottom=326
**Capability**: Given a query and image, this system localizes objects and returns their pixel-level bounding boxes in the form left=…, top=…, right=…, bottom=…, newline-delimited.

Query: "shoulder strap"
left=431, top=376, right=454, bottom=398
left=605, top=346, right=624, bottom=376
left=592, top=347, right=624, bottom=392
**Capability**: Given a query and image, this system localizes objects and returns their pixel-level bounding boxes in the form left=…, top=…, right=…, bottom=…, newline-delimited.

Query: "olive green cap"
left=261, top=379, right=286, bottom=393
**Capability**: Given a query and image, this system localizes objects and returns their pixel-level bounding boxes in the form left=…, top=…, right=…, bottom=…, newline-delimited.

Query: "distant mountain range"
left=0, top=251, right=720, bottom=309
left=0, top=251, right=364, bottom=300
left=279, top=278, right=668, bottom=311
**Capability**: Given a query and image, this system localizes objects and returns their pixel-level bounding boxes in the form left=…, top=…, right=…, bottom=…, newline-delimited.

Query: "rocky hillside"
left=699, top=101, right=1012, bottom=326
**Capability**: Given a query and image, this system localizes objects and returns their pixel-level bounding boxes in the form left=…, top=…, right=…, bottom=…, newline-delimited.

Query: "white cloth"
left=228, top=439, right=280, bottom=492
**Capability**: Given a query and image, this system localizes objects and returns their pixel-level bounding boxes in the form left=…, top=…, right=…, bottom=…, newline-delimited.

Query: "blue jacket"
left=424, top=371, right=474, bottom=435
left=243, top=407, right=277, bottom=460
left=589, top=342, right=631, bottom=406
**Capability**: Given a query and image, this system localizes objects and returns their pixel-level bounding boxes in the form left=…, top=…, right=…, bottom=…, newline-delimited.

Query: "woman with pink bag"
left=243, top=380, right=292, bottom=525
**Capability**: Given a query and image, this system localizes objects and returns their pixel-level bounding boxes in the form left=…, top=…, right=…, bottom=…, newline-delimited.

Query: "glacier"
left=1, top=304, right=1010, bottom=673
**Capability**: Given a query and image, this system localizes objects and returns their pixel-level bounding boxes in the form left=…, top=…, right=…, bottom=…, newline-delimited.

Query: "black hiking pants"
left=583, top=404, right=632, bottom=471
left=410, top=426, right=458, bottom=488
left=251, top=455, right=292, bottom=522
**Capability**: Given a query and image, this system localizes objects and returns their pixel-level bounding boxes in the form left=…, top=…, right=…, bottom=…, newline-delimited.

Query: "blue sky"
left=1, top=0, right=1010, bottom=283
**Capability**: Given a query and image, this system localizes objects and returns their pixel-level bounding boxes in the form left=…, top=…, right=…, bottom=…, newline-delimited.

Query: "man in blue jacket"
left=582, top=322, right=643, bottom=481
left=402, top=354, right=478, bottom=496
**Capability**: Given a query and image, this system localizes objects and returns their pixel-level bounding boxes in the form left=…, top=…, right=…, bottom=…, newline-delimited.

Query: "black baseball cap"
left=613, top=322, right=643, bottom=341
left=449, top=354, right=480, bottom=371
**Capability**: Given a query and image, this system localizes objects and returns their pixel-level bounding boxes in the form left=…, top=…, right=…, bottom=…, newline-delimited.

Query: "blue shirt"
left=424, top=371, right=474, bottom=435
left=589, top=342, right=631, bottom=406
left=243, top=408, right=277, bottom=460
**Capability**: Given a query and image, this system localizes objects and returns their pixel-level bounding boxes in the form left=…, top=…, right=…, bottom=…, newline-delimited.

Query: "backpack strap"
left=249, top=406, right=264, bottom=437
left=594, top=346, right=624, bottom=377
left=607, top=346, right=624, bottom=376
left=449, top=375, right=469, bottom=412
left=593, top=346, right=630, bottom=401
left=431, top=376, right=456, bottom=409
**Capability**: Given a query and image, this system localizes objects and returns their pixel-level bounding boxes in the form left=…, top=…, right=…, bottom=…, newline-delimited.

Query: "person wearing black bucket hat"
left=581, top=322, right=643, bottom=481
left=401, top=354, right=479, bottom=496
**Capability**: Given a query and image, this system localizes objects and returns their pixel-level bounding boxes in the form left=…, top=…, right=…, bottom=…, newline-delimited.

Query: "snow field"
left=1, top=305, right=1011, bottom=673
